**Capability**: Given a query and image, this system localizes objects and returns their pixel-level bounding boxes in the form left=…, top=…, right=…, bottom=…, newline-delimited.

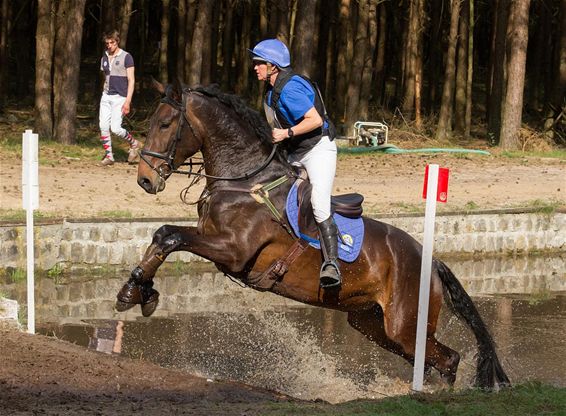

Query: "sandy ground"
left=0, top=146, right=565, bottom=415
left=0, top=148, right=564, bottom=219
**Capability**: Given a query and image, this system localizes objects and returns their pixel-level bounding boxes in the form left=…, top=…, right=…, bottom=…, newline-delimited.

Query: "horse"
left=115, top=79, right=510, bottom=389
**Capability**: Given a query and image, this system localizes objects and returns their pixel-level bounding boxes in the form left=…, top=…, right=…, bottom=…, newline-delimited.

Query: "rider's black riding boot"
left=317, top=217, right=342, bottom=289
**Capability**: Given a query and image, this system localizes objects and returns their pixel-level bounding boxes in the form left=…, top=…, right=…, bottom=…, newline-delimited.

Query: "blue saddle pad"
left=285, top=182, right=364, bottom=263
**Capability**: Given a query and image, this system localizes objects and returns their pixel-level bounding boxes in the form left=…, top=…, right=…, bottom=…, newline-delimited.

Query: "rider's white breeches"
left=288, top=135, right=337, bottom=223
left=99, top=92, right=128, bottom=138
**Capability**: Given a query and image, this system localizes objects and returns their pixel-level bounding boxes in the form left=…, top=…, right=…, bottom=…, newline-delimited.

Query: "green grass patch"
left=0, top=209, right=58, bottom=222
left=46, top=263, right=65, bottom=284
left=96, top=210, right=133, bottom=219
left=464, top=200, right=479, bottom=211
left=5, top=267, right=25, bottom=284
left=260, top=383, right=566, bottom=415
left=525, top=199, right=563, bottom=214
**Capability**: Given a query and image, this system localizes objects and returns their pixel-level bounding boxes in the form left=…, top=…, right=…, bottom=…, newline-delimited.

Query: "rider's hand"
left=272, top=128, right=288, bottom=143
left=122, top=102, right=131, bottom=115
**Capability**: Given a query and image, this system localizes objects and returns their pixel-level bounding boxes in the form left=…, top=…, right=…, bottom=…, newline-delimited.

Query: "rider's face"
left=254, top=61, right=268, bottom=81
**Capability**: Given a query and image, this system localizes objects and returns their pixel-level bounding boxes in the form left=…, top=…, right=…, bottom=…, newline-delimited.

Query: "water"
left=2, top=254, right=565, bottom=402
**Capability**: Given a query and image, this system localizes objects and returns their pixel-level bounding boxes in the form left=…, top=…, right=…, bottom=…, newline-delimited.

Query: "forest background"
left=0, top=0, right=564, bottom=151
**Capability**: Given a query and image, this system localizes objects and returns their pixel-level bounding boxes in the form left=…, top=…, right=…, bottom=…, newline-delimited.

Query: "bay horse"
left=116, top=80, right=510, bottom=389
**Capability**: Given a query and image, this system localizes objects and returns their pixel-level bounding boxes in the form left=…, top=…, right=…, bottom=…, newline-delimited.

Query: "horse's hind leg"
left=348, top=306, right=460, bottom=386
left=348, top=307, right=434, bottom=377
left=116, top=225, right=188, bottom=316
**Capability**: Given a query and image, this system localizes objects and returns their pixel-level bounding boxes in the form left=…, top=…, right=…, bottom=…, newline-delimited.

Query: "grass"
left=0, top=126, right=131, bottom=164
left=0, top=209, right=60, bottom=222
left=46, top=263, right=65, bottom=284
left=259, top=383, right=565, bottom=415
left=96, top=210, right=134, bottom=218
left=6, top=268, right=25, bottom=283
left=526, top=199, right=562, bottom=214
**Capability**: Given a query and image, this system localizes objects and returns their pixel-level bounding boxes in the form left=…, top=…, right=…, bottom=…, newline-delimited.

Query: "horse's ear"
left=171, top=78, right=183, bottom=101
left=151, top=77, right=166, bottom=95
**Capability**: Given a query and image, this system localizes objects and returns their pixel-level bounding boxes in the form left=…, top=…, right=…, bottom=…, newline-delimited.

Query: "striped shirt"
left=100, top=49, right=134, bottom=97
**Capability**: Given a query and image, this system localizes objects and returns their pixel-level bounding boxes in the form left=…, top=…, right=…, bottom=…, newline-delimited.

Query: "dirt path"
left=1, top=150, right=564, bottom=219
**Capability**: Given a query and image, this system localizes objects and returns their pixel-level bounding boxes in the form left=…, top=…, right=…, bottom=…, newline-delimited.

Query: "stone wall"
left=1, top=209, right=564, bottom=271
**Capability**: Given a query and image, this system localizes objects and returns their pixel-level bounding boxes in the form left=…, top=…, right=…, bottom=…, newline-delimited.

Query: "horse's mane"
left=192, top=85, right=273, bottom=147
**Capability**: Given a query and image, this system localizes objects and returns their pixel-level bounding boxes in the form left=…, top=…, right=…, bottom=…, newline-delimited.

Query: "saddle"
left=295, top=168, right=363, bottom=236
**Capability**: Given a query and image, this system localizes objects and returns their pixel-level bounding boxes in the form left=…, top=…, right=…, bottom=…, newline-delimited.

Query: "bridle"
left=140, top=87, right=279, bottom=183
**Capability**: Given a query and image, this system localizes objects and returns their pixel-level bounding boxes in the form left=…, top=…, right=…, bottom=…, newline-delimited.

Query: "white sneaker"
left=127, top=148, right=140, bottom=164
left=100, top=156, right=115, bottom=166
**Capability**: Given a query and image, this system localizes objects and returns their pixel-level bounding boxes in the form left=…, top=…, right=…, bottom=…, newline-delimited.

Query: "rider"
left=250, top=38, right=341, bottom=289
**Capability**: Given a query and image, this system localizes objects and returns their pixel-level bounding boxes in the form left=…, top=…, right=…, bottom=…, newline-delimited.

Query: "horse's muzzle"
left=138, top=175, right=166, bottom=194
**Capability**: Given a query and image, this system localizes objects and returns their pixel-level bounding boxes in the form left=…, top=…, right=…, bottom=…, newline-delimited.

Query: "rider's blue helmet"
left=249, top=39, right=291, bottom=68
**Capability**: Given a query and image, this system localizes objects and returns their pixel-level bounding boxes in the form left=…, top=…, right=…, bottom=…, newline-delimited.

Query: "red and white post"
left=412, top=164, right=449, bottom=391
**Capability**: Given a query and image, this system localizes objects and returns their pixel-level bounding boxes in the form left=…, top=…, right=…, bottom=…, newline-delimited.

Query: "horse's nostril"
left=138, top=176, right=156, bottom=194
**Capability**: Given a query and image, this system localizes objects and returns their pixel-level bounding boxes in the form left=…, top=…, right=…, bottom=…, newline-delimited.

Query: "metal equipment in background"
left=353, top=121, right=389, bottom=146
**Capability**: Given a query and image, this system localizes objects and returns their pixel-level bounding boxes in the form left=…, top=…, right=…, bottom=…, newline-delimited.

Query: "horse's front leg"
left=116, top=224, right=247, bottom=316
left=116, top=224, right=186, bottom=316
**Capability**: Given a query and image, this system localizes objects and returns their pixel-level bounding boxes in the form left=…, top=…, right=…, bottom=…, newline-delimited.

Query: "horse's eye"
left=159, top=122, right=171, bottom=130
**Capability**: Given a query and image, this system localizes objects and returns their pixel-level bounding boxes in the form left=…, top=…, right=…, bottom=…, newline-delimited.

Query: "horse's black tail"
left=435, top=259, right=511, bottom=389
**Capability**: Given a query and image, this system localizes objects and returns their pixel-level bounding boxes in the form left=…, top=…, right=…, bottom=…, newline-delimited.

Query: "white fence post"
left=412, top=164, right=439, bottom=391
left=22, top=129, right=39, bottom=334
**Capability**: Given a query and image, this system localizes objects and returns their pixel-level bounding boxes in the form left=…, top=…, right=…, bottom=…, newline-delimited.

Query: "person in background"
left=99, top=29, right=139, bottom=166
left=250, top=38, right=341, bottom=289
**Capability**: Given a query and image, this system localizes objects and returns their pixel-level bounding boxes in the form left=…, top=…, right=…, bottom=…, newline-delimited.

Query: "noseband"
left=140, top=87, right=279, bottom=182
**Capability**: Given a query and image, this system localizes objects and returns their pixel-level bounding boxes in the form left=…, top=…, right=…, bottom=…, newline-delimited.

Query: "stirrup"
left=319, top=260, right=342, bottom=289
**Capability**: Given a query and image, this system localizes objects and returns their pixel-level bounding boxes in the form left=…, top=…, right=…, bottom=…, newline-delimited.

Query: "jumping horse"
left=116, top=80, right=510, bottom=389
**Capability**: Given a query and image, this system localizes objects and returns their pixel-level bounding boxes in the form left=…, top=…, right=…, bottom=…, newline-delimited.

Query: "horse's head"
left=137, top=79, right=203, bottom=194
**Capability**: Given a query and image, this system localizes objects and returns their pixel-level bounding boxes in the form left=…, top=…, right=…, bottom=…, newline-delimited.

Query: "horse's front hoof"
left=116, top=281, right=143, bottom=307
left=140, top=288, right=160, bottom=317
left=115, top=299, right=137, bottom=312
left=141, top=298, right=159, bottom=317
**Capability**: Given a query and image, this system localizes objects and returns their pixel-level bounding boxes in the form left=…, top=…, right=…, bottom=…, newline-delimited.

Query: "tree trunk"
left=275, top=0, right=291, bottom=45
left=35, top=0, right=55, bottom=139
left=487, top=0, right=509, bottom=145
left=425, top=0, right=443, bottom=112
left=359, top=0, right=378, bottom=120
left=101, top=0, right=117, bottom=32
left=184, top=0, right=198, bottom=81
left=435, top=0, right=461, bottom=141
left=499, top=0, right=531, bottom=150
left=345, top=0, right=369, bottom=132
left=0, top=0, right=11, bottom=108
left=235, top=0, right=252, bottom=96
left=292, top=0, right=317, bottom=77
left=454, top=0, right=469, bottom=135
left=202, top=1, right=219, bottom=85
left=543, top=0, right=566, bottom=144
left=176, top=0, right=187, bottom=81
left=335, top=0, right=351, bottom=122
left=221, top=0, right=235, bottom=90
left=119, top=0, right=133, bottom=47
left=259, top=0, right=268, bottom=38
left=54, top=0, right=86, bottom=145
left=373, top=1, right=386, bottom=106
left=188, top=0, right=214, bottom=86
left=402, top=0, right=419, bottom=114
left=159, top=0, right=170, bottom=84
left=465, top=0, right=474, bottom=137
